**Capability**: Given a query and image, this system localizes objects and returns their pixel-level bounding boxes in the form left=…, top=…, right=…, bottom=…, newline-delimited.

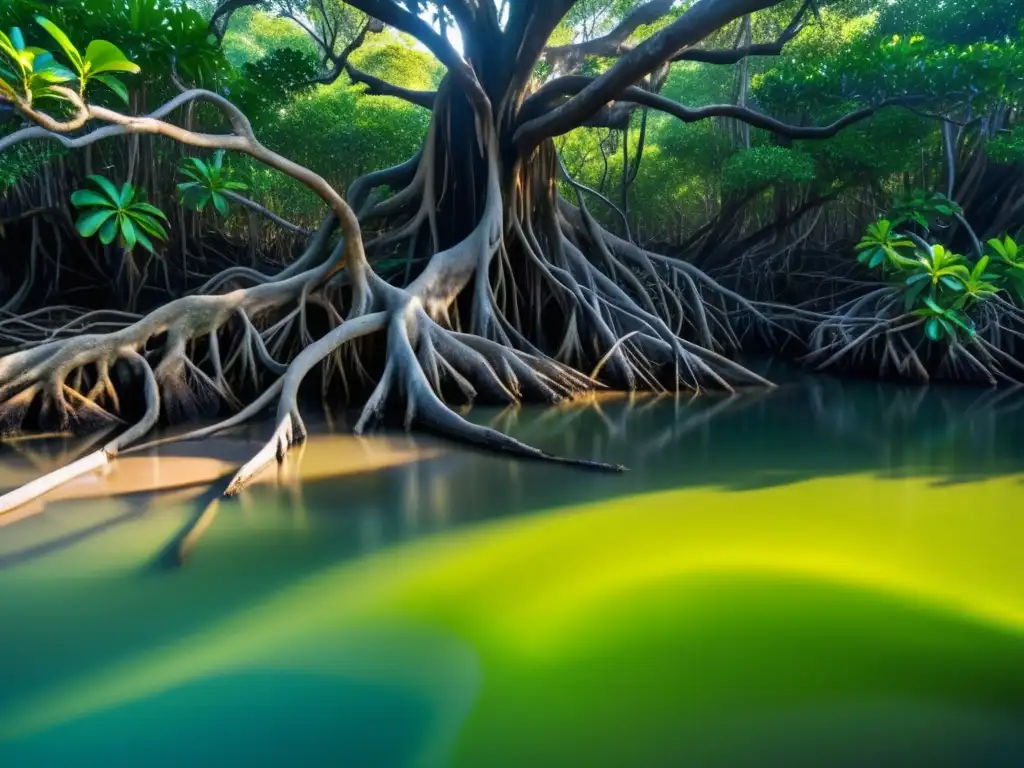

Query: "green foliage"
left=890, top=189, right=963, bottom=230
left=35, top=16, right=139, bottom=101
left=350, top=35, right=444, bottom=92
left=756, top=28, right=1023, bottom=115
left=721, top=146, right=815, bottom=194
left=855, top=210, right=1021, bottom=343
left=177, top=151, right=247, bottom=217
left=911, top=295, right=976, bottom=342
left=900, top=243, right=972, bottom=298
left=228, top=47, right=320, bottom=117
left=0, top=143, right=65, bottom=194
left=1, top=0, right=227, bottom=95
left=988, top=126, right=1024, bottom=164
left=987, top=235, right=1024, bottom=303
left=71, top=175, right=169, bottom=254
left=855, top=219, right=916, bottom=270
left=1, top=14, right=142, bottom=106
left=0, top=22, right=77, bottom=103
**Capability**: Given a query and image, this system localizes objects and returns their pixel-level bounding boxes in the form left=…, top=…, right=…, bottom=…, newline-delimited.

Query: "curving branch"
left=3, top=87, right=369, bottom=285
left=346, top=65, right=438, bottom=109
left=524, top=75, right=921, bottom=140
left=341, top=0, right=484, bottom=103
left=673, top=0, right=811, bottom=63
left=209, top=0, right=265, bottom=41
left=304, top=18, right=373, bottom=86
left=515, top=0, right=780, bottom=148
left=545, top=0, right=677, bottom=63
left=222, top=191, right=312, bottom=236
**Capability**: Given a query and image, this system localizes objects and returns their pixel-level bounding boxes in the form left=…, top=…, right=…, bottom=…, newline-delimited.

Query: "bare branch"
left=346, top=65, right=438, bottom=108
left=342, top=0, right=482, bottom=101
left=515, top=0, right=782, bottom=149
left=223, top=191, right=312, bottom=236
left=209, top=0, right=264, bottom=41
left=524, top=76, right=921, bottom=140
left=673, top=0, right=810, bottom=63
left=545, top=0, right=676, bottom=63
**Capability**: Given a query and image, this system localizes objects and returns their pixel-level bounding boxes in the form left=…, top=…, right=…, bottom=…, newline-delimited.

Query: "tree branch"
left=4, top=87, right=368, bottom=280
left=222, top=191, right=312, bottom=236
left=345, top=64, right=438, bottom=109
left=525, top=76, right=920, bottom=140
left=545, top=0, right=677, bottom=62
left=673, top=0, right=810, bottom=63
left=209, top=0, right=264, bottom=41
left=341, top=0, right=483, bottom=103
left=515, top=0, right=782, bottom=149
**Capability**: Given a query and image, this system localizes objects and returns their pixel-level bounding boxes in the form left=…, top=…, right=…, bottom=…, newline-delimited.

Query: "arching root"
left=0, top=243, right=342, bottom=518
left=224, top=301, right=624, bottom=496
left=803, top=287, right=1024, bottom=385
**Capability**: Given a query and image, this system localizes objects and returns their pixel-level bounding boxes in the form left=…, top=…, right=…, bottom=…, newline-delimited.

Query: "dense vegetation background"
left=2, top=0, right=1020, bottom=312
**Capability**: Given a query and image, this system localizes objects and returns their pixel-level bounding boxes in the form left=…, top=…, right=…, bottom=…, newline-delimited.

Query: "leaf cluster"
left=72, top=175, right=169, bottom=254
left=177, top=151, right=247, bottom=216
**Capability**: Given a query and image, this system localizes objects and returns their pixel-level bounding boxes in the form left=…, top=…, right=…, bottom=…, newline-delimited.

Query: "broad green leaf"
left=120, top=217, right=137, bottom=250
left=212, top=192, right=229, bottom=216
left=905, top=272, right=930, bottom=285
left=33, top=58, right=76, bottom=83
left=130, top=202, right=169, bottom=221
left=35, top=17, right=82, bottom=74
left=10, top=28, right=25, bottom=52
left=0, top=30, right=18, bottom=61
left=940, top=276, right=964, bottom=291
left=86, top=175, right=122, bottom=204
left=99, top=216, right=119, bottom=245
left=925, top=316, right=943, bottom=342
left=188, top=157, right=210, bottom=177
left=75, top=209, right=115, bottom=237
left=131, top=213, right=168, bottom=240
left=119, top=182, right=134, bottom=207
left=92, top=74, right=128, bottom=104
left=83, top=40, right=140, bottom=75
left=224, top=181, right=248, bottom=191
left=70, top=189, right=115, bottom=209
left=987, top=238, right=1008, bottom=259
left=134, top=227, right=156, bottom=254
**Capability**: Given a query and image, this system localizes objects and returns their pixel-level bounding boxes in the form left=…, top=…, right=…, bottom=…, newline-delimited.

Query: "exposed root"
left=0, top=95, right=776, bottom=525
left=803, top=286, right=1024, bottom=385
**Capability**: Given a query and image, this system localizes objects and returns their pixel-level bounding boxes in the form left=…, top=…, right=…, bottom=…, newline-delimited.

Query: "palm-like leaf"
left=71, top=176, right=168, bottom=254
left=177, top=153, right=245, bottom=217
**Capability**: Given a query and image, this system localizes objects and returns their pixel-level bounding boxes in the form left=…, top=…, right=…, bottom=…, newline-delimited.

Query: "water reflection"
left=1, top=366, right=1022, bottom=574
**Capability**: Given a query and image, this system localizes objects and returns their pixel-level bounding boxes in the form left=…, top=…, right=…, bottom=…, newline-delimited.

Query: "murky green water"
left=1, top=366, right=1023, bottom=767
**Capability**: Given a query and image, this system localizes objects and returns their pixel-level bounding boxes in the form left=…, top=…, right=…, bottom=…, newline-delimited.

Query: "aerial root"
left=0, top=350, right=159, bottom=516
left=801, top=287, right=1024, bottom=385
left=225, top=300, right=625, bottom=497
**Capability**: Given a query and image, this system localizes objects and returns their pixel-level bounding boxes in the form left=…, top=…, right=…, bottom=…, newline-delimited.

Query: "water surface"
left=1, top=367, right=1023, bottom=767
